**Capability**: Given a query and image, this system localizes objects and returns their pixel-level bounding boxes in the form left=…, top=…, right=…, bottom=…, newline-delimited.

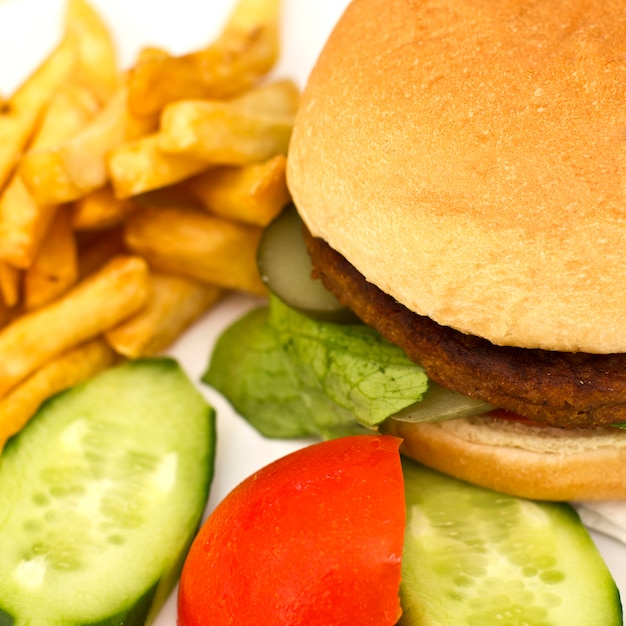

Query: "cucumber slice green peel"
left=400, top=459, right=623, bottom=625
left=0, top=357, right=215, bottom=626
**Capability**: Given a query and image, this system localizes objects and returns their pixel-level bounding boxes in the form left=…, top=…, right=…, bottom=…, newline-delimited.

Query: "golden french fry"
left=0, top=291, right=17, bottom=329
left=0, top=261, right=20, bottom=308
left=136, top=46, right=170, bottom=64
left=158, top=80, right=297, bottom=164
left=0, top=254, right=150, bottom=397
left=29, top=81, right=101, bottom=150
left=24, top=207, right=78, bottom=310
left=105, top=272, right=223, bottom=357
left=19, top=88, right=128, bottom=204
left=131, top=181, right=200, bottom=209
left=186, top=154, right=289, bottom=226
left=65, top=0, right=120, bottom=103
left=225, top=0, right=282, bottom=29
left=72, top=185, right=135, bottom=229
left=121, top=47, right=168, bottom=139
left=76, top=226, right=127, bottom=278
left=0, top=176, right=57, bottom=269
left=229, top=79, right=300, bottom=116
left=0, top=82, right=99, bottom=268
left=0, top=35, right=76, bottom=190
left=108, top=133, right=208, bottom=198
left=124, top=205, right=266, bottom=295
left=0, top=338, right=117, bottom=450
left=126, top=0, right=281, bottom=117
left=124, top=104, right=160, bottom=143
left=159, top=99, right=293, bottom=164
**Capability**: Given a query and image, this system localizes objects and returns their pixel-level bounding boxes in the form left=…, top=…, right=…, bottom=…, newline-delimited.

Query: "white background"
left=0, top=0, right=623, bottom=623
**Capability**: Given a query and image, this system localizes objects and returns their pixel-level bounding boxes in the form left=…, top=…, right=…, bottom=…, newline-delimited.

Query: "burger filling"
left=304, top=231, right=626, bottom=429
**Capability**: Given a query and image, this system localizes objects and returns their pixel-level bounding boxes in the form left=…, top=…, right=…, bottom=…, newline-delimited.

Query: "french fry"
left=121, top=46, right=167, bottom=139
left=229, top=79, right=300, bottom=116
left=65, top=0, right=120, bottom=103
left=0, top=82, right=100, bottom=268
left=105, top=272, right=223, bottom=357
left=24, top=207, right=78, bottom=310
left=108, top=133, right=208, bottom=198
left=72, top=185, right=135, bottom=230
left=19, top=88, right=130, bottom=204
left=29, top=81, right=101, bottom=150
left=158, top=81, right=297, bottom=164
left=0, top=292, right=16, bottom=330
left=159, top=99, right=293, bottom=164
left=0, top=176, right=57, bottom=269
left=0, top=34, right=76, bottom=190
left=0, top=254, right=150, bottom=398
left=225, top=0, right=282, bottom=30
left=124, top=102, right=160, bottom=143
left=0, top=261, right=20, bottom=308
left=126, top=0, right=281, bottom=117
left=186, top=154, right=289, bottom=226
left=158, top=80, right=300, bottom=169
left=131, top=181, right=199, bottom=210
left=136, top=46, right=170, bottom=64
left=0, top=338, right=117, bottom=451
left=154, top=81, right=298, bottom=172
left=124, top=205, right=266, bottom=295
left=76, top=226, right=127, bottom=278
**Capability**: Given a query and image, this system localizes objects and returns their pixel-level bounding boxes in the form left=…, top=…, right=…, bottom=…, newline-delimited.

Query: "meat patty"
left=305, top=232, right=626, bottom=428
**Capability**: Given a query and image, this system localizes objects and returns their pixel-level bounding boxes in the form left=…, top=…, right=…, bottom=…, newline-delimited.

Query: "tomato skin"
left=177, top=435, right=405, bottom=626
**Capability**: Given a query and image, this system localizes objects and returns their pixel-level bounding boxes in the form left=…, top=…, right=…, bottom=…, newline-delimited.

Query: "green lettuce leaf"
left=203, top=296, right=429, bottom=439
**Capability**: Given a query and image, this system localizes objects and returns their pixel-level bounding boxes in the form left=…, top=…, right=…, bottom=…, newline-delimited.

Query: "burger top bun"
left=287, top=0, right=626, bottom=354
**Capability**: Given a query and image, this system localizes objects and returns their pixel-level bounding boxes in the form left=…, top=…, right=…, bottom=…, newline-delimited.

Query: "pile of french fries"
left=0, top=0, right=295, bottom=448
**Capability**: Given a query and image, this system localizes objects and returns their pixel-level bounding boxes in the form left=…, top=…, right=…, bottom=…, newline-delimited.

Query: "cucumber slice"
left=257, top=205, right=358, bottom=323
left=389, top=382, right=493, bottom=424
left=399, top=459, right=623, bottom=625
left=0, top=357, right=215, bottom=626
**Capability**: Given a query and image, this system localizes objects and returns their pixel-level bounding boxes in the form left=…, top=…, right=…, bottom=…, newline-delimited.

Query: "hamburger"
left=284, top=0, right=626, bottom=501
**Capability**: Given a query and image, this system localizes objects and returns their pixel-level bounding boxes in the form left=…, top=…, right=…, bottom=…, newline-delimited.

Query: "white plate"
left=0, top=1, right=624, bottom=623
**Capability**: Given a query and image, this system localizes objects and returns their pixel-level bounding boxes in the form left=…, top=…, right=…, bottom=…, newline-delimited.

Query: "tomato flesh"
left=487, top=408, right=551, bottom=426
left=178, top=435, right=405, bottom=626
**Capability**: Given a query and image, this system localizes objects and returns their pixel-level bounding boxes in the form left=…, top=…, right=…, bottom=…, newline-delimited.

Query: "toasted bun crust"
left=287, top=0, right=626, bottom=353
left=384, top=417, right=626, bottom=501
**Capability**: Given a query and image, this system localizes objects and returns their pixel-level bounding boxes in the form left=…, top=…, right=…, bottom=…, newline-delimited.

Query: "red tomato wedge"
left=178, top=434, right=405, bottom=626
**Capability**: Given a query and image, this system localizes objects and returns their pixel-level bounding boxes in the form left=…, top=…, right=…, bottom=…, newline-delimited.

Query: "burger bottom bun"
left=384, top=416, right=626, bottom=501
